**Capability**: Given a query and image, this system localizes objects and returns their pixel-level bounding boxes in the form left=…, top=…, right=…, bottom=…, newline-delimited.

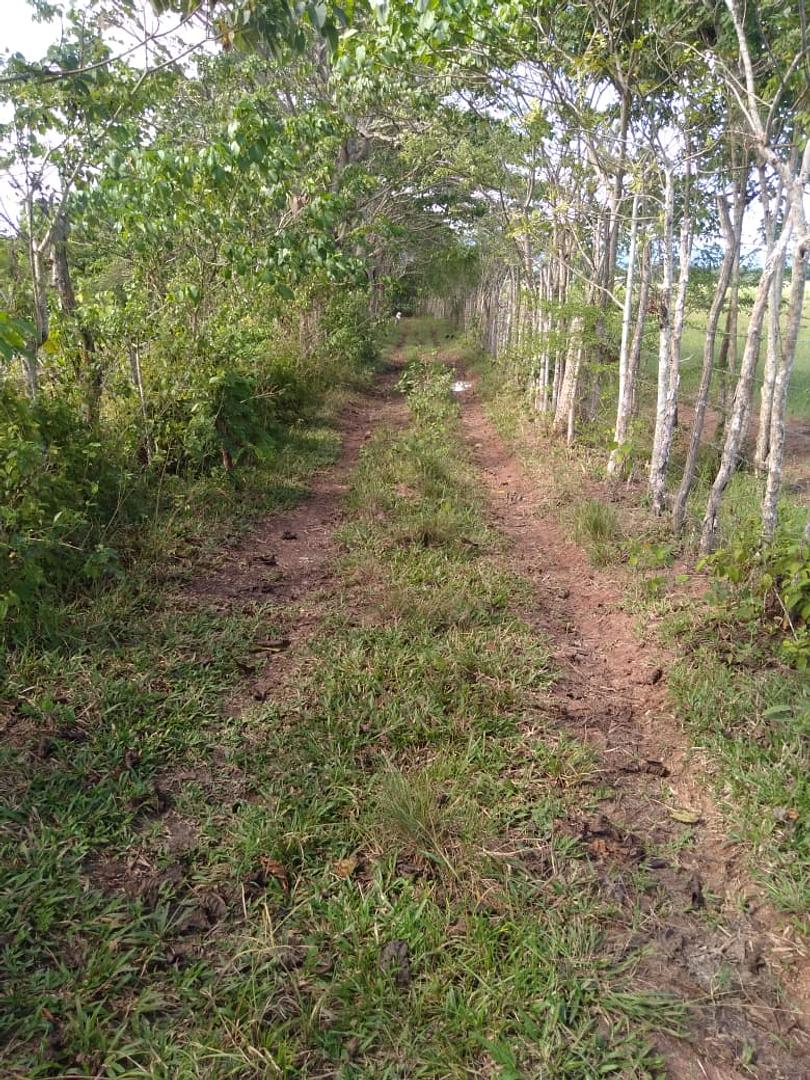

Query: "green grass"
left=571, top=499, right=623, bottom=566
left=0, top=332, right=680, bottom=1077
left=473, top=347, right=810, bottom=924
left=670, top=289, right=810, bottom=422
left=667, top=651, right=809, bottom=919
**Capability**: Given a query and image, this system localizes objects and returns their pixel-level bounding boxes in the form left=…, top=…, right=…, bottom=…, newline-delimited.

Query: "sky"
left=5, top=0, right=70, bottom=57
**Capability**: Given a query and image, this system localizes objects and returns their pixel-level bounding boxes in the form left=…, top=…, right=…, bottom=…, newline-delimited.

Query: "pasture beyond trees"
left=1, top=2, right=810, bottom=1077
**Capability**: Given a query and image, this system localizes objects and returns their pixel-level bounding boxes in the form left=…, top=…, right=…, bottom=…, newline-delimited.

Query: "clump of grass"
left=572, top=498, right=622, bottom=565
left=573, top=498, right=621, bottom=545
left=371, top=765, right=469, bottom=872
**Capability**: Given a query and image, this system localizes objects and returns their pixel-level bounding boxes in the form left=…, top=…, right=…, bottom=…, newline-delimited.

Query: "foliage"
left=0, top=385, right=139, bottom=639
left=700, top=510, right=810, bottom=669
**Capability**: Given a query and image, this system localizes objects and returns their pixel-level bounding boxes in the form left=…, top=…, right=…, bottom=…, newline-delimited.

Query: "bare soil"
left=192, top=354, right=409, bottom=705
left=455, top=371, right=810, bottom=1079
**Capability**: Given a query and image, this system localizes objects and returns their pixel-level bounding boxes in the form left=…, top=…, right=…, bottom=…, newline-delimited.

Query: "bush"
left=0, top=285, right=380, bottom=644
left=0, top=386, right=140, bottom=640
left=700, top=511, right=810, bottom=670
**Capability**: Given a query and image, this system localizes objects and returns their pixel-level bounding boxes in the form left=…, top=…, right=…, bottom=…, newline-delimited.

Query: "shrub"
left=0, top=386, right=140, bottom=640
left=700, top=512, right=810, bottom=670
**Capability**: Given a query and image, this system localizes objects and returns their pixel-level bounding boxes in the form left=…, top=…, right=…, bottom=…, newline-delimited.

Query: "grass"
left=0, top=326, right=682, bottom=1077
left=472, top=338, right=810, bottom=923
left=669, top=288, right=810, bottom=422
left=667, top=651, right=809, bottom=919
left=571, top=499, right=622, bottom=565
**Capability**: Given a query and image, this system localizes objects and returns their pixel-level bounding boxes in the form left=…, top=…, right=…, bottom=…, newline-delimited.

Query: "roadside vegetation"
left=473, top=340, right=810, bottom=924
left=2, top=0, right=810, bottom=1073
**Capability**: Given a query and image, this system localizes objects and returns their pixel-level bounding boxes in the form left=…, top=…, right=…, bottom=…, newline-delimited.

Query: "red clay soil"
left=190, top=353, right=409, bottom=702
left=455, top=375, right=810, bottom=1080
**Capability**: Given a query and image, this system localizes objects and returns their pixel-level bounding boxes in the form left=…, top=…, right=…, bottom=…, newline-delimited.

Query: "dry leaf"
left=260, top=857, right=289, bottom=889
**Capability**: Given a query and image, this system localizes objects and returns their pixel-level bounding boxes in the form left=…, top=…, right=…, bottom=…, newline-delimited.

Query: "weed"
left=571, top=499, right=622, bottom=565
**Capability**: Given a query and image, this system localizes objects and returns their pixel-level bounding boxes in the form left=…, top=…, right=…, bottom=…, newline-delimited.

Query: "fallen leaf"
left=334, top=856, right=358, bottom=879
left=260, top=857, right=289, bottom=890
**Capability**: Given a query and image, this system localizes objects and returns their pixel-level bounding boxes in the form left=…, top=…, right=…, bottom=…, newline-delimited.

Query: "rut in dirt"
left=189, top=352, right=409, bottom=700
left=451, top=365, right=810, bottom=1080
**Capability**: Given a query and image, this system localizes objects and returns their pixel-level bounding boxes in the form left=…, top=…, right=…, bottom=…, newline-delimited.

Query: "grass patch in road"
left=1, top=332, right=682, bottom=1078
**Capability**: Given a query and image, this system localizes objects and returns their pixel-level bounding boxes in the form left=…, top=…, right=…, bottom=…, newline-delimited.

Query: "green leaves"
left=0, top=312, right=33, bottom=361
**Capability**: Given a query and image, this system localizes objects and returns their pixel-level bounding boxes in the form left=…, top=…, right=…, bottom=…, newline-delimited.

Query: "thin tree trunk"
left=649, top=168, right=676, bottom=508
left=554, top=315, right=583, bottom=434
left=51, top=211, right=101, bottom=423
left=672, top=193, right=739, bottom=533
left=700, top=193, right=798, bottom=552
left=567, top=344, right=584, bottom=447
left=608, top=193, right=640, bottom=476
left=754, top=161, right=789, bottom=473
left=754, top=254, right=786, bottom=472
left=762, top=229, right=810, bottom=538
left=128, top=341, right=151, bottom=464
left=628, top=241, right=652, bottom=419
left=25, top=196, right=48, bottom=400
left=651, top=164, right=691, bottom=513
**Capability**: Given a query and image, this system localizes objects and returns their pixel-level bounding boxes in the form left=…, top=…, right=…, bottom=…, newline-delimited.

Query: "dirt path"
left=455, top=375, right=810, bottom=1079
left=190, top=352, right=408, bottom=701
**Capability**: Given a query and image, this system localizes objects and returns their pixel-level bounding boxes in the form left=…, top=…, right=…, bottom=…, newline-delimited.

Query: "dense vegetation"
left=2, top=1, right=810, bottom=1076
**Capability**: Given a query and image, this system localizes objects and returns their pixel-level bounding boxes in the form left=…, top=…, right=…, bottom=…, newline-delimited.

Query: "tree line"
left=2, top=0, right=810, bottom=643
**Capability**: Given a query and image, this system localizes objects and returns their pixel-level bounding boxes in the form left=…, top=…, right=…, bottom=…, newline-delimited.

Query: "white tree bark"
left=628, top=240, right=652, bottom=419
left=754, top=162, right=789, bottom=473
left=672, top=191, right=742, bottom=533
left=554, top=315, right=583, bottom=435
left=700, top=183, right=803, bottom=551
left=608, top=192, right=640, bottom=476
left=762, top=227, right=810, bottom=539
left=649, top=167, right=678, bottom=511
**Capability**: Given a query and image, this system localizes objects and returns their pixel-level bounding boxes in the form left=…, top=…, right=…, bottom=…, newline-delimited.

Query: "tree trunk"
left=566, top=344, right=584, bottom=447
left=128, top=341, right=151, bottom=464
left=51, top=211, right=101, bottom=423
left=554, top=315, right=583, bottom=435
left=649, top=168, right=676, bottom=509
left=754, top=161, right=788, bottom=473
left=672, top=193, right=740, bottom=533
left=627, top=241, right=652, bottom=419
left=700, top=199, right=797, bottom=552
left=762, top=230, right=810, bottom=538
left=608, top=193, right=640, bottom=477
left=25, top=198, right=49, bottom=400
left=754, top=254, right=786, bottom=472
